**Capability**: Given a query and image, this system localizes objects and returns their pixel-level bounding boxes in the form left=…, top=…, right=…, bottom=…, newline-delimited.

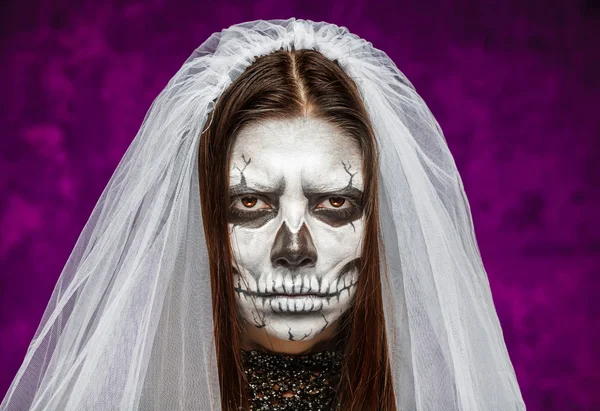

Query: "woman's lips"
left=235, top=280, right=356, bottom=299
left=235, top=282, right=358, bottom=313
left=268, top=293, right=321, bottom=298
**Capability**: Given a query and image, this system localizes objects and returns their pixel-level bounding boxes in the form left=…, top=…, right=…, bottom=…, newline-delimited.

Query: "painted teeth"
left=293, top=275, right=303, bottom=293
left=238, top=281, right=359, bottom=316
left=283, top=273, right=293, bottom=293
left=257, top=296, right=330, bottom=313
left=328, top=278, right=338, bottom=294
left=302, top=275, right=310, bottom=293
left=258, top=274, right=267, bottom=294
left=266, top=271, right=274, bottom=293
left=274, top=274, right=283, bottom=292
left=235, top=273, right=359, bottom=298
left=319, top=278, right=329, bottom=294
left=310, top=277, right=319, bottom=293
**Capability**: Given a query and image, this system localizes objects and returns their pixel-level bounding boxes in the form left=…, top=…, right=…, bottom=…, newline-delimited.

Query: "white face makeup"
left=228, top=116, right=365, bottom=343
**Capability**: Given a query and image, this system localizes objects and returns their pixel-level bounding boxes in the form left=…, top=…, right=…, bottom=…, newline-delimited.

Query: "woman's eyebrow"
left=303, top=186, right=363, bottom=200
left=229, top=179, right=285, bottom=196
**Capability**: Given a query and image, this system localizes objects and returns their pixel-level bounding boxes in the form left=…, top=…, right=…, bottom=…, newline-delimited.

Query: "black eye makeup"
left=227, top=185, right=364, bottom=229
left=228, top=193, right=278, bottom=228
left=310, top=192, right=363, bottom=227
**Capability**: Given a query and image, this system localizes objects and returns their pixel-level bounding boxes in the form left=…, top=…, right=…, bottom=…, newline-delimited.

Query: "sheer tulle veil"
left=0, top=18, right=525, bottom=410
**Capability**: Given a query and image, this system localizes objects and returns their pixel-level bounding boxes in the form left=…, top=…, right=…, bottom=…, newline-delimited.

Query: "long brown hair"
left=198, top=47, right=396, bottom=410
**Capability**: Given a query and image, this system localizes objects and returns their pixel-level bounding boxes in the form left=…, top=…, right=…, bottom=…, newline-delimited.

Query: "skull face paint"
left=228, top=117, right=364, bottom=342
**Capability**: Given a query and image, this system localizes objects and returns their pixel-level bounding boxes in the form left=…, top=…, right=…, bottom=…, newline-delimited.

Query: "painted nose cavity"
left=270, top=222, right=318, bottom=268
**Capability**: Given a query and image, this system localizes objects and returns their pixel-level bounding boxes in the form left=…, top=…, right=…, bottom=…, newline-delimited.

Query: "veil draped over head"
left=1, top=18, right=525, bottom=410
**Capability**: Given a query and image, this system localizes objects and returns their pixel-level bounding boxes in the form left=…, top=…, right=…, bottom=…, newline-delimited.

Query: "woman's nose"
left=270, top=222, right=318, bottom=268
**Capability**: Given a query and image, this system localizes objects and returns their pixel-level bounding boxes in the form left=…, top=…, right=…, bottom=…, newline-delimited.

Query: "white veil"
left=0, top=18, right=525, bottom=410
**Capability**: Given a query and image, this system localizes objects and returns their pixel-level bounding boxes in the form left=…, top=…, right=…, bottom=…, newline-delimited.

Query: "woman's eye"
left=232, top=196, right=271, bottom=210
left=241, top=197, right=257, bottom=208
left=317, top=196, right=350, bottom=209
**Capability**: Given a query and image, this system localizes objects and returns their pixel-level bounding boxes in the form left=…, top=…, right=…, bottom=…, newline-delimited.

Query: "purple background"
left=1, top=0, right=599, bottom=409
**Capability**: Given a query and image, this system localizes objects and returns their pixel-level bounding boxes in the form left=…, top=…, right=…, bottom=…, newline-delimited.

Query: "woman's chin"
left=258, top=310, right=343, bottom=342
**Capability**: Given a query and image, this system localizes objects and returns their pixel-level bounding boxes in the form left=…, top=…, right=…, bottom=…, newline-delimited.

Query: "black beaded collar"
left=241, top=349, right=343, bottom=410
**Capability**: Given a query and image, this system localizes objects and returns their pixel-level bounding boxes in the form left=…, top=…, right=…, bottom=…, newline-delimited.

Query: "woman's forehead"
left=232, top=117, right=361, bottom=157
left=229, top=117, right=363, bottom=190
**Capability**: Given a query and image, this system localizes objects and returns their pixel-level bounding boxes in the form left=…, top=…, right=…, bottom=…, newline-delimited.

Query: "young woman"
left=200, top=47, right=390, bottom=410
left=1, top=19, right=525, bottom=411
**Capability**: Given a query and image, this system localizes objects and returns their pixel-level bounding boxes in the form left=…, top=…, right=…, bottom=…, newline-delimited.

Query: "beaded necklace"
left=241, top=349, right=343, bottom=410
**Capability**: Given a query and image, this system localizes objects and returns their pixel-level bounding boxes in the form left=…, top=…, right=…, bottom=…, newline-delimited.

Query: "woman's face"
left=228, top=116, right=365, bottom=342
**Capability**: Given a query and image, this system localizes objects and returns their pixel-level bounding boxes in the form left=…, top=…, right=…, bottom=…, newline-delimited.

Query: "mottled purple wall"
left=1, top=0, right=598, bottom=409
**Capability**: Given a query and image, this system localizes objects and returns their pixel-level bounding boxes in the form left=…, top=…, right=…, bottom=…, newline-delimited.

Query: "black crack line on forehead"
left=229, top=154, right=252, bottom=232
left=233, top=154, right=251, bottom=188
left=341, top=160, right=357, bottom=189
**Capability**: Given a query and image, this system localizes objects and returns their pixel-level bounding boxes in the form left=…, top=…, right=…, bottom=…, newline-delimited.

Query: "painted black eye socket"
left=311, top=195, right=363, bottom=227
left=227, top=192, right=363, bottom=229
left=228, top=194, right=277, bottom=228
